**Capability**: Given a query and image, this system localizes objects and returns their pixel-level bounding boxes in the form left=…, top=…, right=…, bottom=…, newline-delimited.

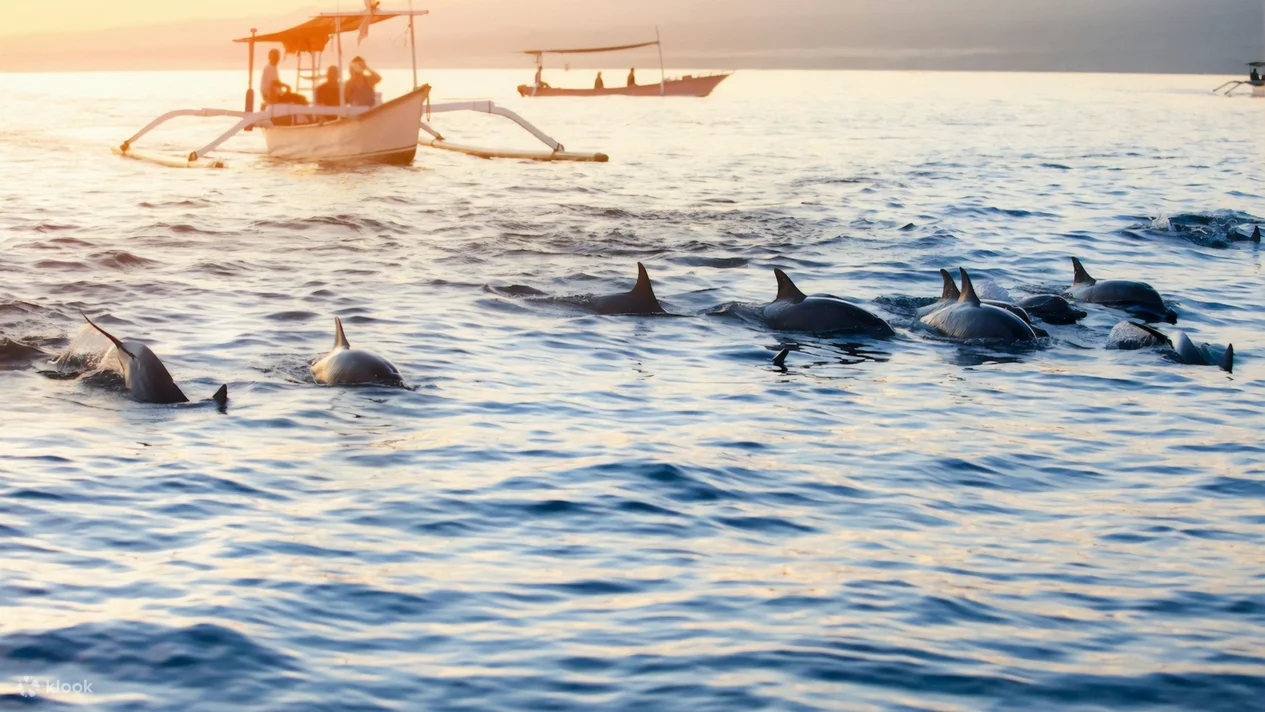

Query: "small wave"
left=138, top=198, right=214, bottom=209
left=252, top=214, right=409, bottom=234
left=89, top=250, right=158, bottom=270
left=33, top=259, right=90, bottom=271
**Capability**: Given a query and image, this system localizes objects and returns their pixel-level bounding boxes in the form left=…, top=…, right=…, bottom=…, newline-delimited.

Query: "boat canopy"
left=522, top=41, right=659, bottom=56
left=235, top=10, right=428, bottom=54
left=1248, top=61, right=1265, bottom=67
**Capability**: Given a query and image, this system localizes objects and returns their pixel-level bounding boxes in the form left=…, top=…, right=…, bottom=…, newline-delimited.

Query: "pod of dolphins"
left=51, top=252, right=1238, bottom=406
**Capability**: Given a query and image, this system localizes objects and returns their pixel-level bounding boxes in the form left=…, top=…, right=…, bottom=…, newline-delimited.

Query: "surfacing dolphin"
left=760, top=269, right=895, bottom=337
left=587, top=263, right=666, bottom=315
left=1014, top=294, right=1087, bottom=325
left=1106, top=321, right=1233, bottom=372
left=920, top=268, right=1036, bottom=342
left=82, top=313, right=226, bottom=406
left=1069, top=257, right=1177, bottom=324
left=918, top=269, right=1049, bottom=336
left=1228, top=225, right=1261, bottom=243
left=311, top=317, right=404, bottom=386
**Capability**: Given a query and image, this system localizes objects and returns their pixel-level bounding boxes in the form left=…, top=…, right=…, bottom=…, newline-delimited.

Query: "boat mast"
left=246, top=29, right=257, bottom=114
left=408, top=0, right=419, bottom=89
left=336, top=17, right=345, bottom=106
left=655, top=26, right=665, bottom=96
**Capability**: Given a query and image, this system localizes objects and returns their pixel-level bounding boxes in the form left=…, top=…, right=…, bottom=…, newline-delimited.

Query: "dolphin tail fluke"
left=212, top=384, right=228, bottom=408
left=957, top=268, right=981, bottom=306
left=1221, top=344, right=1234, bottom=373
left=333, top=317, right=350, bottom=350
left=80, top=312, right=134, bottom=359
left=1252, top=226, right=1261, bottom=243
left=939, top=268, right=960, bottom=301
left=1071, top=257, right=1094, bottom=286
left=772, top=348, right=789, bottom=368
left=773, top=269, right=807, bottom=302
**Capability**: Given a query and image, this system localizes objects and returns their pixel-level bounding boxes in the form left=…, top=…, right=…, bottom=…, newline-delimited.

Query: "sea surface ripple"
left=1, top=70, right=1263, bottom=710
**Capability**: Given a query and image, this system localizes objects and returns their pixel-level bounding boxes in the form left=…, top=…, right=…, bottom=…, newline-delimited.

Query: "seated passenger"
left=315, top=66, right=342, bottom=107
left=626, top=67, right=636, bottom=87
left=346, top=56, right=382, bottom=107
left=594, top=72, right=604, bottom=90
left=1253, top=67, right=1261, bottom=83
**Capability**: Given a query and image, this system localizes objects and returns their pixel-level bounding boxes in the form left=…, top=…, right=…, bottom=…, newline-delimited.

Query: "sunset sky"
left=0, top=0, right=1259, bottom=73
left=0, top=0, right=311, bottom=36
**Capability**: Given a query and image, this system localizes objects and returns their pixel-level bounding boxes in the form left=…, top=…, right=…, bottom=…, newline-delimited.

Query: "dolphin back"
left=124, top=341, right=189, bottom=404
left=589, top=263, right=665, bottom=315
left=312, top=348, right=404, bottom=386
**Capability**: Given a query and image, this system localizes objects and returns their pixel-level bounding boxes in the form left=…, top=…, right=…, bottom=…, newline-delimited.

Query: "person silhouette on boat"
left=346, top=56, right=382, bottom=107
left=1252, top=66, right=1262, bottom=84
left=626, top=68, right=637, bottom=87
left=315, top=66, right=342, bottom=107
left=260, top=48, right=306, bottom=108
left=261, top=49, right=283, bottom=106
left=534, top=65, right=547, bottom=89
left=594, top=72, right=604, bottom=90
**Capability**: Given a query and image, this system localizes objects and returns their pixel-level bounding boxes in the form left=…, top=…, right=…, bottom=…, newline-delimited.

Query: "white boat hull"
left=262, top=88, right=428, bottom=164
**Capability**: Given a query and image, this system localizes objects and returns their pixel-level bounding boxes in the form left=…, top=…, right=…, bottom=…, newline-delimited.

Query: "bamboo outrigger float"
left=517, top=30, right=732, bottom=98
left=1212, top=62, right=1265, bottom=97
left=115, top=2, right=608, bottom=167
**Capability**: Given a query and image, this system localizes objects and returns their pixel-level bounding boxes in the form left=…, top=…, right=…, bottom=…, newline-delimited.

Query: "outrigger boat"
left=517, top=30, right=731, bottom=98
left=116, top=3, right=607, bottom=168
left=1212, top=62, right=1265, bottom=97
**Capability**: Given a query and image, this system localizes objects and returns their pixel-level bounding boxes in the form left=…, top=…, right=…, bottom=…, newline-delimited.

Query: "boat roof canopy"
left=1249, top=61, right=1265, bottom=67
left=523, top=41, right=658, bottom=56
left=235, top=10, right=428, bottom=54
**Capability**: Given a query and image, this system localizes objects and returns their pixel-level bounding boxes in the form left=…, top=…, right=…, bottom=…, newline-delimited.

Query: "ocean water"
left=1, top=69, right=1263, bottom=711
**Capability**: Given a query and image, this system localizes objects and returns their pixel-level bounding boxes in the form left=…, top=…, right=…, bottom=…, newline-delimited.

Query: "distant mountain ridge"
left=0, top=0, right=1259, bottom=73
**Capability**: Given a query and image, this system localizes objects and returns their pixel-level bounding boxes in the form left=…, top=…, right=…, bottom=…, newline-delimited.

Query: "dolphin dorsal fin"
left=1132, top=321, right=1171, bottom=346
left=333, top=317, right=350, bottom=350
left=957, top=268, right=981, bottom=306
left=632, top=262, right=657, bottom=300
left=1222, top=344, right=1234, bottom=373
left=1071, top=257, right=1095, bottom=286
left=81, top=312, right=134, bottom=359
left=212, top=384, right=228, bottom=408
left=939, top=269, right=960, bottom=301
left=773, top=269, right=806, bottom=303
left=1253, top=226, right=1261, bottom=243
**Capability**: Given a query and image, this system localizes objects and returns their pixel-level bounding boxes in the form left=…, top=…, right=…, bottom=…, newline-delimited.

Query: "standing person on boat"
left=534, top=65, right=544, bottom=89
left=1253, top=66, right=1261, bottom=83
left=594, top=72, right=604, bottom=90
left=346, top=56, right=382, bottom=107
left=315, top=66, right=342, bottom=107
left=626, top=68, right=636, bottom=87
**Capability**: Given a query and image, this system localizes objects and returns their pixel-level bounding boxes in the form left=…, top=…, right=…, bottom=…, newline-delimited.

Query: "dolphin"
left=1105, top=321, right=1169, bottom=350
left=1228, top=225, right=1261, bottom=243
left=81, top=313, right=225, bottom=406
left=1173, top=331, right=1234, bottom=372
left=1069, top=257, right=1177, bottom=323
left=920, top=268, right=1037, bottom=342
left=587, top=263, right=666, bottom=315
left=311, top=317, right=404, bottom=386
left=1106, top=321, right=1233, bottom=372
left=919, top=269, right=1049, bottom=336
left=1014, top=294, right=1087, bottom=325
left=760, top=269, right=895, bottom=337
